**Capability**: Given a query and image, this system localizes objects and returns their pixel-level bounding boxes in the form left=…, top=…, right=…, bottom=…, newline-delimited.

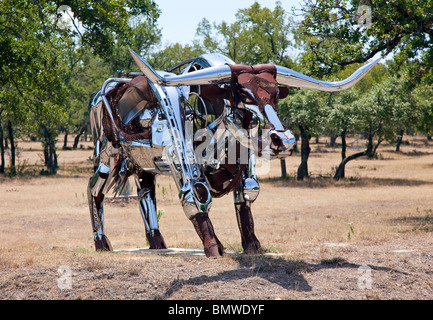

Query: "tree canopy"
left=295, top=0, right=433, bottom=78
left=195, top=1, right=296, bottom=67
left=0, top=0, right=160, bottom=174
left=1, top=0, right=432, bottom=180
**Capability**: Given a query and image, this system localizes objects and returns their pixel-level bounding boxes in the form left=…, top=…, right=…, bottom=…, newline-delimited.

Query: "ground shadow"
left=160, top=254, right=404, bottom=299
left=390, top=212, right=433, bottom=233
left=398, top=150, right=433, bottom=157
left=259, top=176, right=433, bottom=189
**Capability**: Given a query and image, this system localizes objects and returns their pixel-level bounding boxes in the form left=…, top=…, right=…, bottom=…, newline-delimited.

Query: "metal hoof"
left=94, top=235, right=113, bottom=251
left=243, top=243, right=263, bottom=255
left=191, top=213, right=225, bottom=258
left=242, top=236, right=262, bottom=254
left=204, top=243, right=225, bottom=258
left=148, top=230, right=167, bottom=250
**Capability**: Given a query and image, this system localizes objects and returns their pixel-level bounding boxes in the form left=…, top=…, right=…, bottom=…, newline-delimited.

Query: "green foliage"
left=280, top=89, right=329, bottom=138
left=0, top=0, right=160, bottom=174
left=147, top=43, right=205, bottom=71
left=195, top=1, right=295, bottom=67
left=347, top=222, right=354, bottom=240
left=412, top=84, right=433, bottom=136
left=157, top=209, right=165, bottom=221
left=353, top=70, right=422, bottom=147
left=57, top=0, right=160, bottom=59
left=296, top=0, right=433, bottom=78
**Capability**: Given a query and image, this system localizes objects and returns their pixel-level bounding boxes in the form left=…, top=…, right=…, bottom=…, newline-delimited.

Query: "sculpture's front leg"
left=181, top=181, right=224, bottom=258
left=233, top=188, right=262, bottom=254
left=233, top=152, right=263, bottom=254
left=135, top=171, right=167, bottom=249
left=190, top=212, right=225, bottom=258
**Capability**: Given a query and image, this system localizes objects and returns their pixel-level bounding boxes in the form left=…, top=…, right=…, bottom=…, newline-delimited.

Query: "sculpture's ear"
left=278, top=87, right=290, bottom=100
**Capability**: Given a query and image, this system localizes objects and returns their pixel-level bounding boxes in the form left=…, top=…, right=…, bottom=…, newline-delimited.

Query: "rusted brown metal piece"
left=191, top=213, right=225, bottom=258
left=229, top=64, right=281, bottom=112
left=94, top=235, right=113, bottom=251
left=235, top=203, right=263, bottom=254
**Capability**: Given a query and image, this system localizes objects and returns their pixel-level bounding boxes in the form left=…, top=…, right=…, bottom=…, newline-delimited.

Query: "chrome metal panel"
left=100, top=78, right=133, bottom=131
left=261, top=129, right=297, bottom=159
left=264, top=104, right=285, bottom=131
left=120, top=100, right=147, bottom=125
left=151, top=113, right=172, bottom=147
left=139, top=109, right=155, bottom=128
left=138, top=188, right=159, bottom=237
left=193, top=53, right=235, bottom=68
left=243, top=178, right=260, bottom=202
left=130, top=49, right=232, bottom=87
left=89, top=162, right=110, bottom=197
left=121, top=139, right=164, bottom=173
left=89, top=100, right=104, bottom=145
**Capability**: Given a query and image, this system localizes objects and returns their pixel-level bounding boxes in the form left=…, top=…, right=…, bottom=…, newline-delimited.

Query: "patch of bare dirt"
left=0, top=236, right=432, bottom=300
left=1, top=136, right=433, bottom=301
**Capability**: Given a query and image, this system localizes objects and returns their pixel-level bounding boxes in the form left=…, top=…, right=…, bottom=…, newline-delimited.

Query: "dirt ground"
left=0, top=135, right=432, bottom=301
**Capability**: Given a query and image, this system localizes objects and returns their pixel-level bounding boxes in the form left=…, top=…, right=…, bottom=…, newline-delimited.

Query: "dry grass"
left=0, top=135, right=433, bottom=300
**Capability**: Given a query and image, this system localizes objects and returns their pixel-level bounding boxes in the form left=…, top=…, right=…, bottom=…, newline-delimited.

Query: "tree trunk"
left=293, top=133, right=299, bottom=153
left=0, top=119, right=4, bottom=174
left=73, top=123, right=88, bottom=149
left=395, top=129, right=404, bottom=152
left=334, top=132, right=381, bottom=181
left=366, top=132, right=375, bottom=158
left=334, top=150, right=368, bottom=181
left=329, top=136, right=337, bottom=147
left=7, top=120, right=16, bottom=176
left=335, top=130, right=347, bottom=179
left=341, top=130, right=347, bottom=160
left=41, top=126, right=58, bottom=175
left=63, top=129, right=69, bottom=150
left=73, top=132, right=82, bottom=149
left=297, top=126, right=311, bottom=181
left=280, top=159, right=287, bottom=179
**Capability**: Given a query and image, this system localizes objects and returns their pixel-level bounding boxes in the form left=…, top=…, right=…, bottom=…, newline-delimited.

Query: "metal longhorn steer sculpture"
left=88, top=49, right=379, bottom=258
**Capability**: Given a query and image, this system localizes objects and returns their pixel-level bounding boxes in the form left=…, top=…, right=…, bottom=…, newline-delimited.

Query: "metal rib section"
left=275, top=58, right=381, bottom=92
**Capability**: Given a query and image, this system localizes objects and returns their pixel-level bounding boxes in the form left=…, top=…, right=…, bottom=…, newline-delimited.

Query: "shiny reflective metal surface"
left=130, top=49, right=232, bottom=86
left=275, top=58, right=381, bottom=92
left=121, top=140, right=165, bottom=173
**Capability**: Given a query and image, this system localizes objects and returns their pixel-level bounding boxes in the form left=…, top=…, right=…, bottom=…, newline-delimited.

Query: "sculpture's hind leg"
left=135, top=171, right=167, bottom=249
left=190, top=213, right=224, bottom=258
left=88, top=178, right=113, bottom=251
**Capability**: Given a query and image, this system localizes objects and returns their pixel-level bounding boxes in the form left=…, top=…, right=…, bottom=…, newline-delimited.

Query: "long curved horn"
left=129, top=49, right=232, bottom=86
left=276, top=58, right=381, bottom=92
left=130, top=48, right=380, bottom=91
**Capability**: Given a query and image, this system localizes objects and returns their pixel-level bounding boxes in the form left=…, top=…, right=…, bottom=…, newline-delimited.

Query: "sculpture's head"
left=127, top=49, right=380, bottom=159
